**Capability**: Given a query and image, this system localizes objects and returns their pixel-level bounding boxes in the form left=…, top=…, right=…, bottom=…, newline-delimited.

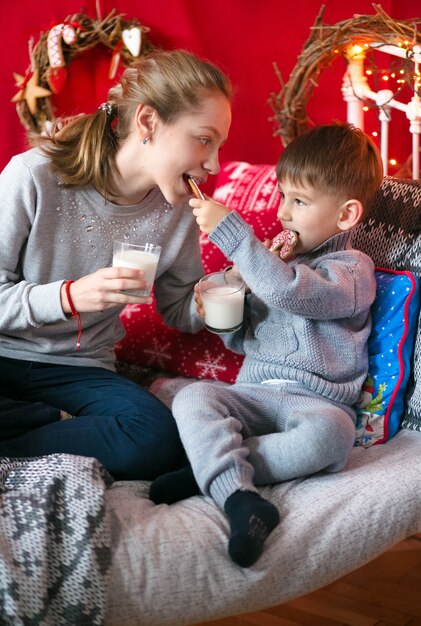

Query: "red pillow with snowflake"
left=115, top=162, right=280, bottom=383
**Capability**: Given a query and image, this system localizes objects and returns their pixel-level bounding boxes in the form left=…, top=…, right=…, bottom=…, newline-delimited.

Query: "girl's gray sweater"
left=0, top=149, right=203, bottom=371
left=209, top=211, right=376, bottom=406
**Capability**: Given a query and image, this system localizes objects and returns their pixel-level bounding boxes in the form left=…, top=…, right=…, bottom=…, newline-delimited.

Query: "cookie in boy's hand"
left=269, top=230, right=299, bottom=259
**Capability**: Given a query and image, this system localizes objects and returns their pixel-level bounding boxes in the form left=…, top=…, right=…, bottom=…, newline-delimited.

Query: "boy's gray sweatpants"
left=172, top=381, right=357, bottom=508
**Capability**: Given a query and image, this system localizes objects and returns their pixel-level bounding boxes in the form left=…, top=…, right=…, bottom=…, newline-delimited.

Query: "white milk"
left=113, top=249, right=159, bottom=296
left=202, top=285, right=244, bottom=332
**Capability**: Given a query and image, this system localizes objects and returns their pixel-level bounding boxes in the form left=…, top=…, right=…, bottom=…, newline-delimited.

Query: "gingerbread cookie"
left=270, top=230, right=299, bottom=259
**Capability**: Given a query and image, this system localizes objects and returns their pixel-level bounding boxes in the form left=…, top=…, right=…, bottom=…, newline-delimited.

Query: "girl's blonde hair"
left=34, top=50, right=232, bottom=195
left=276, top=123, right=384, bottom=218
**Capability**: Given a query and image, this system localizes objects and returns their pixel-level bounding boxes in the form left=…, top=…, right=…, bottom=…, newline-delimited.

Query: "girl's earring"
left=143, top=137, right=149, bottom=145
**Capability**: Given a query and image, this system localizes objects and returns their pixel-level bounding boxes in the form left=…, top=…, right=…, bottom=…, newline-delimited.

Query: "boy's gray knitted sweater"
left=209, top=211, right=376, bottom=406
left=0, top=149, right=203, bottom=371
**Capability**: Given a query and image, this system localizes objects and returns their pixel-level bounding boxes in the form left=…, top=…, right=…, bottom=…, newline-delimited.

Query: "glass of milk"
left=113, top=241, right=161, bottom=296
left=199, top=270, right=245, bottom=333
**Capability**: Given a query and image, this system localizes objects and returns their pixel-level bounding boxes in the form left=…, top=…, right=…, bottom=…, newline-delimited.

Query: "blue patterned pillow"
left=354, top=268, right=420, bottom=447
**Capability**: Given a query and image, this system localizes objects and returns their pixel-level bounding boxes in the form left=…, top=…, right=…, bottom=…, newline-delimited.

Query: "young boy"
left=150, top=123, right=384, bottom=568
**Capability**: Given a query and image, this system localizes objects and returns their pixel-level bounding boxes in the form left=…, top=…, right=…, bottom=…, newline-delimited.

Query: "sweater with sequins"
left=0, top=149, right=203, bottom=370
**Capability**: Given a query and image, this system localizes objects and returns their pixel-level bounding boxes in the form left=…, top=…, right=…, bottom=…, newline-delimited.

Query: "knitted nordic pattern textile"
left=352, top=176, right=421, bottom=431
left=0, top=454, right=113, bottom=625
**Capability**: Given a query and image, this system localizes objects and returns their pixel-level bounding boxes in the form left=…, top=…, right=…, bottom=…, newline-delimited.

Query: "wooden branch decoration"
left=11, top=9, right=153, bottom=135
left=268, top=4, right=421, bottom=146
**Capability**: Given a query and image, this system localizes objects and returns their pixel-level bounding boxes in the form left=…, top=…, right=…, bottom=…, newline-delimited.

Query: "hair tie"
left=98, top=102, right=116, bottom=118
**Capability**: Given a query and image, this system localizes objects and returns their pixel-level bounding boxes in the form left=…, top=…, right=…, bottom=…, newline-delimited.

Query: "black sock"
left=224, top=490, right=280, bottom=568
left=149, top=464, right=200, bottom=505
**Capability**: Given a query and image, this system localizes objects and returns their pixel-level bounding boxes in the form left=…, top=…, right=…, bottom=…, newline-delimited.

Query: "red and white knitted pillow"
left=115, top=162, right=280, bottom=383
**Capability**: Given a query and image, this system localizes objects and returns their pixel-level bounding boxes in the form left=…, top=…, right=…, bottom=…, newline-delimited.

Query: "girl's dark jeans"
left=0, top=356, right=184, bottom=480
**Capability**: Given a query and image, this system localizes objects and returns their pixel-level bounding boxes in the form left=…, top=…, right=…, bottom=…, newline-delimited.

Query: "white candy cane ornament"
left=47, top=23, right=77, bottom=68
left=46, top=23, right=77, bottom=93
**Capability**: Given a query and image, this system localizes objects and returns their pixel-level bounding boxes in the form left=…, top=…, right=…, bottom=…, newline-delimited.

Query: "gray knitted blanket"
left=0, top=454, right=113, bottom=626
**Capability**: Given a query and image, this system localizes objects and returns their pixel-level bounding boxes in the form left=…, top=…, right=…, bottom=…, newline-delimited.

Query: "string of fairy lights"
left=346, top=41, right=421, bottom=176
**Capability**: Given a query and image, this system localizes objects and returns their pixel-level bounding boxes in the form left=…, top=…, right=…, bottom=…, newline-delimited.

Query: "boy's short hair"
left=276, top=122, right=384, bottom=219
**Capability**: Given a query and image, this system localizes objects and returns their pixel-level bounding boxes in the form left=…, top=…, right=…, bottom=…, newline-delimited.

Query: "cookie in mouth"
left=183, top=174, right=205, bottom=199
left=270, top=230, right=299, bottom=259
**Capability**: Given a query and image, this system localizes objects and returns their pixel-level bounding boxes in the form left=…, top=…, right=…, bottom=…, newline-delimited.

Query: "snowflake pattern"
left=254, top=198, right=272, bottom=212
left=261, top=181, right=276, bottom=197
left=120, top=304, right=144, bottom=320
left=196, top=350, right=227, bottom=379
left=213, top=181, right=236, bottom=203
left=143, top=338, right=172, bottom=369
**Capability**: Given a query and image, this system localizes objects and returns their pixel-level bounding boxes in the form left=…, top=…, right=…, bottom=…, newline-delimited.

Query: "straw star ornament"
left=11, top=69, right=52, bottom=116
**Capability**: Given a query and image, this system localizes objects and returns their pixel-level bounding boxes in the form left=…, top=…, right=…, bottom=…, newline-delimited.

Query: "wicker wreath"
left=269, top=4, right=421, bottom=147
left=12, top=10, right=153, bottom=134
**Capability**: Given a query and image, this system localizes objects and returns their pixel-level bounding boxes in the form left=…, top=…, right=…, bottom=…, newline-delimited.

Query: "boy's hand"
left=189, top=197, right=230, bottom=234
left=194, top=283, right=205, bottom=319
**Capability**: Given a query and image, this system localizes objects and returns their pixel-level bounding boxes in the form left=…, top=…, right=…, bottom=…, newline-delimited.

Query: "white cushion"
left=104, top=429, right=421, bottom=626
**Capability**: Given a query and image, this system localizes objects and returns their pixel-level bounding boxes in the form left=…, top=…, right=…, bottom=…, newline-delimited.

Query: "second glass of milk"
left=199, top=270, right=245, bottom=333
left=113, top=241, right=161, bottom=296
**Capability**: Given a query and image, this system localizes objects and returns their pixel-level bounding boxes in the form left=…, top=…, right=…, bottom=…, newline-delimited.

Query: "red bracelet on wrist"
left=64, top=280, right=82, bottom=350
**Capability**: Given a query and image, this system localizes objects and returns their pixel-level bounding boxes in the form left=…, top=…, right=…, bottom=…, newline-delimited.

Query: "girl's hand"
left=189, top=197, right=230, bottom=234
left=194, top=283, right=205, bottom=319
left=61, top=267, right=153, bottom=314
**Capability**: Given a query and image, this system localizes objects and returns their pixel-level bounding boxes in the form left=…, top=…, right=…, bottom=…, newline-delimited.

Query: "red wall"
left=1, top=0, right=419, bottom=173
